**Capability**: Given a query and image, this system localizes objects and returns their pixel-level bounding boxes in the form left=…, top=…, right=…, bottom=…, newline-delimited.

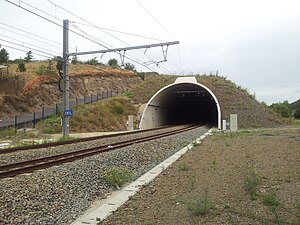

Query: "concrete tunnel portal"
left=139, top=77, right=221, bottom=129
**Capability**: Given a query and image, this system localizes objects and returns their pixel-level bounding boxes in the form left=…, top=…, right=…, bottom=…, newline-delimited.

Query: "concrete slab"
left=230, top=114, right=238, bottom=131
left=71, top=129, right=213, bottom=225
left=174, top=76, right=198, bottom=84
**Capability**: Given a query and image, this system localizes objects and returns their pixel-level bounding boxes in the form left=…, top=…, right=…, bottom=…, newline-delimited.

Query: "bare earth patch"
left=102, top=128, right=300, bottom=225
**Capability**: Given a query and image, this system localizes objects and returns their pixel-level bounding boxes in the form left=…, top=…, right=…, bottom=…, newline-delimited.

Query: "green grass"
left=290, top=118, right=300, bottom=126
left=57, top=136, right=76, bottom=142
left=192, top=141, right=201, bottom=147
left=187, top=190, right=215, bottom=216
left=38, top=115, right=61, bottom=134
left=113, top=105, right=124, bottom=115
left=262, top=193, right=283, bottom=224
left=71, top=97, right=136, bottom=132
left=262, top=193, right=279, bottom=208
left=243, top=172, right=262, bottom=200
left=102, top=167, right=133, bottom=189
left=177, top=162, right=190, bottom=171
left=123, top=91, right=133, bottom=98
left=0, top=128, right=16, bottom=138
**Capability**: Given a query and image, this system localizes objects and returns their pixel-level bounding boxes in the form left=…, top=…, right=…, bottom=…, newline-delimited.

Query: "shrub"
left=17, top=62, right=26, bottom=72
left=178, top=162, right=190, bottom=171
left=0, top=128, right=15, bottom=138
left=269, top=101, right=292, bottom=118
left=114, top=105, right=124, bottom=114
left=243, top=172, right=261, bottom=200
left=86, top=57, right=99, bottom=65
left=102, top=167, right=132, bottom=189
left=38, top=116, right=61, bottom=134
left=36, top=61, right=56, bottom=76
left=108, top=58, right=119, bottom=68
left=123, top=92, right=133, bottom=98
left=187, top=191, right=214, bottom=216
left=263, top=193, right=279, bottom=208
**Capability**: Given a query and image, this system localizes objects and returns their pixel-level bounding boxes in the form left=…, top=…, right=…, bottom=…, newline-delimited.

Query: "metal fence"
left=0, top=89, right=119, bottom=132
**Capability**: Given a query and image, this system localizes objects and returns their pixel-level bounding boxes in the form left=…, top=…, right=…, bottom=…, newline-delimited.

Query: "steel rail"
left=0, top=124, right=204, bottom=178
left=0, top=125, right=174, bottom=155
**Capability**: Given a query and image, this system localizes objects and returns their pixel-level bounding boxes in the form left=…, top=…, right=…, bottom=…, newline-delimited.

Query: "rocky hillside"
left=0, top=65, right=141, bottom=119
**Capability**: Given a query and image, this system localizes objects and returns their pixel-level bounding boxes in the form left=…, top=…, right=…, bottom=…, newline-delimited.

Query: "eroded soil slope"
left=0, top=69, right=141, bottom=119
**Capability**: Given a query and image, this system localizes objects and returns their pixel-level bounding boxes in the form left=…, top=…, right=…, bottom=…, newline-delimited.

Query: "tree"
left=0, top=48, right=9, bottom=64
left=18, top=62, right=26, bottom=72
left=108, top=58, right=119, bottom=68
left=54, top=56, right=63, bottom=71
left=269, top=101, right=292, bottom=118
left=86, top=57, right=98, bottom=65
left=124, top=62, right=136, bottom=72
left=25, top=50, right=33, bottom=62
left=71, top=55, right=78, bottom=64
left=294, top=109, right=300, bottom=119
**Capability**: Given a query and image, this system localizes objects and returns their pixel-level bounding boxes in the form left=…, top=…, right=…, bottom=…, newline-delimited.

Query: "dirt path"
left=102, top=128, right=300, bottom=225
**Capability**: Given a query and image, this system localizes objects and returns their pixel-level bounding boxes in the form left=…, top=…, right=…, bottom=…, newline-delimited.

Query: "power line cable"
left=3, top=0, right=111, bottom=51
left=0, top=21, right=62, bottom=47
left=45, top=0, right=168, bottom=70
left=136, top=0, right=175, bottom=40
left=136, top=0, right=183, bottom=73
left=0, top=44, right=53, bottom=59
left=69, top=23, right=110, bottom=49
left=19, top=0, right=62, bottom=22
left=0, top=25, right=63, bottom=52
left=4, top=0, right=166, bottom=73
left=69, top=23, right=158, bottom=72
left=71, top=21, right=166, bottom=42
left=0, top=38, right=56, bottom=58
left=177, top=45, right=183, bottom=74
left=4, top=0, right=62, bottom=28
left=46, top=0, right=166, bottom=43
left=156, top=64, right=171, bottom=74
left=0, top=33, right=61, bottom=56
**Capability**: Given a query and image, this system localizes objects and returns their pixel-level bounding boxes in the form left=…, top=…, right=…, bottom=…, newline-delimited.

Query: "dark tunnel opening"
left=140, top=81, right=220, bottom=129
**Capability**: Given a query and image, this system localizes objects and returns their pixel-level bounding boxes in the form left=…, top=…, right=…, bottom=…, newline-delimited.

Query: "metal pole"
left=15, top=115, right=17, bottom=134
left=62, top=19, right=70, bottom=137
left=68, top=41, right=180, bottom=56
left=33, top=112, right=36, bottom=128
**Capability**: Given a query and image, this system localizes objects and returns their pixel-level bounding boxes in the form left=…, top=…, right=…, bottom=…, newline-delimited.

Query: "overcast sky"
left=0, top=0, right=299, bottom=104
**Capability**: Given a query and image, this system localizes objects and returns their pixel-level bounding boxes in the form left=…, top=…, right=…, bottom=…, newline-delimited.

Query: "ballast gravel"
left=0, top=126, right=185, bottom=166
left=0, top=126, right=208, bottom=225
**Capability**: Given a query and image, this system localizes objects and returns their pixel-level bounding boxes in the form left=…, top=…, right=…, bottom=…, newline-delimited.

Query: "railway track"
left=0, top=125, right=173, bottom=155
left=0, top=124, right=203, bottom=178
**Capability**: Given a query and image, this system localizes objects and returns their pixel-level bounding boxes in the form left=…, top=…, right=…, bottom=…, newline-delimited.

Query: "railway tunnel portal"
left=139, top=77, right=221, bottom=129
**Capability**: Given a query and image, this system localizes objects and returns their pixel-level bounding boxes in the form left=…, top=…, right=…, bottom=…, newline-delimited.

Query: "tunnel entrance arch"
left=139, top=77, right=221, bottom=129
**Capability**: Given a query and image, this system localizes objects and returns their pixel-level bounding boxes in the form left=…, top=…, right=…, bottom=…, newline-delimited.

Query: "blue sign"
left=64, top=109, right=73, bottom=117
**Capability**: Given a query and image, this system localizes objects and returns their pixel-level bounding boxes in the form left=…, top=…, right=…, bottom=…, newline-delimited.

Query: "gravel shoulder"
left=102, top=128, right=300, bottom=225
